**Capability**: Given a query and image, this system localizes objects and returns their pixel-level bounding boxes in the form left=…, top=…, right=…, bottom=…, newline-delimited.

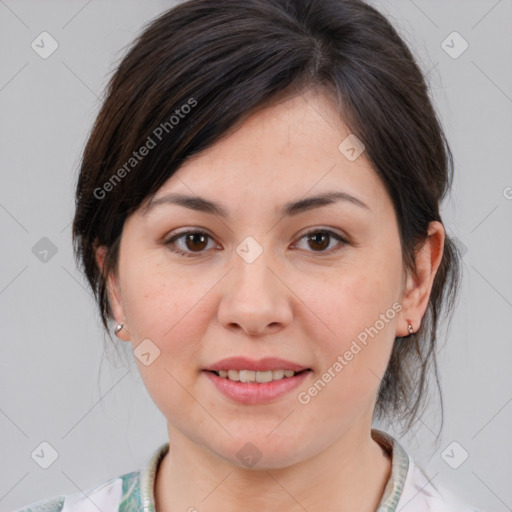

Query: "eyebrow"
left=143, top=190, right=370, bottom=218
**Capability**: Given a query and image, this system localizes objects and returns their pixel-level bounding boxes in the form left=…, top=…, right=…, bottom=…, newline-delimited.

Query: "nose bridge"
left=217, top=235, right=292, bottom=334
left=231, top=235, right=278, bottom=301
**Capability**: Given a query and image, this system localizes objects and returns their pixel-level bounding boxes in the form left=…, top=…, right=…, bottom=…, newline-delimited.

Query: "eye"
left=292, top=228, right=348, bottom=255
left=164, top=228, right=348, bottom=258
left=164, top=230, right=218, bottom=257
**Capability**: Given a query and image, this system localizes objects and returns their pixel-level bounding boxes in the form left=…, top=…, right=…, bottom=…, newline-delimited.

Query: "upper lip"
left=204, top=357, right=310, bottom=372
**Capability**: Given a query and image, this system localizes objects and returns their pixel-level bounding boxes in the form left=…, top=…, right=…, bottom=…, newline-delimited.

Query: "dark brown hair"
left=72, top=0, right=461, bottom=435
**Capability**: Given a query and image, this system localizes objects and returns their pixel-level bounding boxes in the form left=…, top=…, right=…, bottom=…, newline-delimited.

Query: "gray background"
left=1, top=1, right=511, bottom=511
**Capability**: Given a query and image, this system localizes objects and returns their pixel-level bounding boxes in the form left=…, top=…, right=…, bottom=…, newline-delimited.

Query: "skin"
left=96, top=87, right=444, bottom=512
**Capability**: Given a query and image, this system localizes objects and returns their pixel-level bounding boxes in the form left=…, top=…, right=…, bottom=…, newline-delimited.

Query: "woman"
left=13, top=0, right=482, bottom=510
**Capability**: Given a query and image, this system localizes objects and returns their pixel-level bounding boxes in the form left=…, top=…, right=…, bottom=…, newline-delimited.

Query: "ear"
left=95, top=245, right=131, bottom=341
left=397, top=221, right=445, bottom=337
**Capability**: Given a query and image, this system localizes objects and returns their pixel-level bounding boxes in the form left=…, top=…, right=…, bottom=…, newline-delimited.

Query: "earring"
left=114, top=323, right=124, bottom=335
left=407, top=322, right=414, bottom=335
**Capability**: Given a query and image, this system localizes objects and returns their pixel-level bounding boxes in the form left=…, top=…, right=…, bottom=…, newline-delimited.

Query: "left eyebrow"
left=282, top=191, right=370, bottom=215
left=142, top=190, right=370, bottom=218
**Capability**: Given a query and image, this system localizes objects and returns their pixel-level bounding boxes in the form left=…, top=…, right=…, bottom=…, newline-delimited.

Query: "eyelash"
left=164, top=228, right=348, bottom=258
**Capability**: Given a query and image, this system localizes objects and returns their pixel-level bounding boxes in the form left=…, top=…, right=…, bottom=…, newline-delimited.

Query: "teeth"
left=215, top=369, right=300, bottom=382
left=227, top=369, right=239, bottom=381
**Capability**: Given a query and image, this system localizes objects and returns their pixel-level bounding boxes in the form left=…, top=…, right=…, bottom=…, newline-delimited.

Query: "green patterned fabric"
left=9, top=429, right=481, bottom=512
left=10, top=445, right=167, bottom=512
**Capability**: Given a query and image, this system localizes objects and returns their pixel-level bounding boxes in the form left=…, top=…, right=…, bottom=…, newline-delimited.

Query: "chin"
left=212, top=436, right=310, bottom=471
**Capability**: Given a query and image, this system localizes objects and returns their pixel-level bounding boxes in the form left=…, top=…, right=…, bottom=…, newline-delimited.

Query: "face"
left=101, top=88, right=424, bottom=469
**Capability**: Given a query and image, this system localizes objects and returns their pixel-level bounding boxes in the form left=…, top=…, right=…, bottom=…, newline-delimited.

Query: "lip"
left=203, top=369, right=311, bottom=405
left=204, top=356, right=310, bottom=372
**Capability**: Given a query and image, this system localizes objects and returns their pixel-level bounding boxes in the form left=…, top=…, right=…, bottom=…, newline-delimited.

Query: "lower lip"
left=203, top=370, right=311, bottom=405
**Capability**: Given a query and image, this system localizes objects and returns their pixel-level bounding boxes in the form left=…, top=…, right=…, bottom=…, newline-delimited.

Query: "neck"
left=154, top=425, right=392, bottom=512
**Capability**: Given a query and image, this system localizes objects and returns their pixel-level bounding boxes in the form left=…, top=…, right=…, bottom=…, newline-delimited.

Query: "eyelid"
left=295, top=226, right=349, bottom=242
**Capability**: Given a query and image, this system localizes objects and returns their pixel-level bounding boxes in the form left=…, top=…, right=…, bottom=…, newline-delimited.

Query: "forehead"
left=143, top=89, right=390, bottom=219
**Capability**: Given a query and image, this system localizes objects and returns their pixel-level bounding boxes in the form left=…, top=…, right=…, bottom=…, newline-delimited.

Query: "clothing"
left=10, top=429, right=482, bottom=512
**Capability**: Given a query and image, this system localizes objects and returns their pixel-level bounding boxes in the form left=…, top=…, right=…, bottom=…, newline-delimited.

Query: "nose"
left=217, top=246, right=293, bottom=336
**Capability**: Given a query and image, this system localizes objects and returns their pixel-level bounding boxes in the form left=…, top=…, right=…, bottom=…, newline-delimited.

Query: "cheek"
left=294, top=258, right=401, bottom=407
left=119, top=258, right=216, bottom=415
left=299, top=263, right=399, bottom=345
left=120, top=254, right=212, bottom=357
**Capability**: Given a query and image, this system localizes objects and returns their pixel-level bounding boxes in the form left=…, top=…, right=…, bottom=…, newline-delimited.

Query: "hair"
left=72, top=0, right=461, bottom=436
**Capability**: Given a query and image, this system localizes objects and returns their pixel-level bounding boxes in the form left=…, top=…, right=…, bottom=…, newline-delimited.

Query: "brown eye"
left=294, top=229, right=348, bottom=255
left=165, top=230, right=216, bottom=257
left=307, top=231, right=331, bottom=251
left=184, top=232, right=208, bottom=251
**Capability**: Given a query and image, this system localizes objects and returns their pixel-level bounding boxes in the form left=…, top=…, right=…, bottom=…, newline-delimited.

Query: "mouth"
left=203, top=367, right=312, bottom=404
left=206, top=368, right=312, bottom=383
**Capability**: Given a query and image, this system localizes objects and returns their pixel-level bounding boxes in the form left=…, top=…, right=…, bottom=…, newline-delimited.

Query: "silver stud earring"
left=407, top=323, right=414, bottom=335
left=114, top=323, right=124, bottom=335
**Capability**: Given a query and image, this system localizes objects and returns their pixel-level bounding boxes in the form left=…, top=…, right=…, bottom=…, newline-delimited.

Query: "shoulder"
left=398, top=456, right=484, bottom=512
left=9, top=471, right=140, bottom=512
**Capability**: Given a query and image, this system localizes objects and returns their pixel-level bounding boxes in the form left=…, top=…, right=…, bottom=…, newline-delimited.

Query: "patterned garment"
left=10, top=429, right=482, bottom=512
